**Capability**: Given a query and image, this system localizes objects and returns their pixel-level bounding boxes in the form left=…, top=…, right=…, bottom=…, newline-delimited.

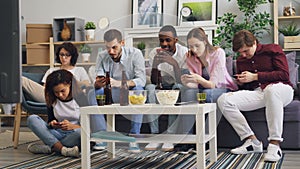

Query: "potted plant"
left=137, top=42, right=146, bottom=57
left=85, top=21, right=96, bottom=41
left=213, top=0, right=273, bottom=58
left=79, top=44, right=92, bottom=62
left=279, top=22, right=300, bottom=36
left=279, top=22, right=300, bottom=49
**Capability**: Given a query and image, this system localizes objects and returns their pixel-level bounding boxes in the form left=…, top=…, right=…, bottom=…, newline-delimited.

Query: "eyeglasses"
left=59, top=53, right=71, bottom=57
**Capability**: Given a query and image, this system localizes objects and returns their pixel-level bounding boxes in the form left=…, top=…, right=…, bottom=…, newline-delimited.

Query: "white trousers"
left=217, top=83, right=293, bottom=142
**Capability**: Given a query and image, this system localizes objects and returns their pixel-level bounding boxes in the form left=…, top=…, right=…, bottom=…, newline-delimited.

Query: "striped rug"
left=3, top=149, right=283, bottom=169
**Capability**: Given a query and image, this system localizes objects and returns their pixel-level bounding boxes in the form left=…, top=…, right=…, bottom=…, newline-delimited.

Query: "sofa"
left=24, top=51, right=300, bottom=150
left=99, top=51, right=300, bottom=150
left=217, top=51, right=300, bottom=149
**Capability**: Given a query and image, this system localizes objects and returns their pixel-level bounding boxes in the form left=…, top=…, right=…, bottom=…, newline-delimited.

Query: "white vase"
left=2, top=104, right=12, bottom=114
left=82, top=53, right=90, bottom=62
left=85, top=29, right=95, bottom=41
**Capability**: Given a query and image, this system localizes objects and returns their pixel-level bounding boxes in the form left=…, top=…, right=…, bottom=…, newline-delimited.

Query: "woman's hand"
left=59, top=119, right=80, bottom=130
left=50, top=120, right=62, bottom=129
left=181, top=73, right=202, bottom=84
left=181, top=73, right=201, bottom=88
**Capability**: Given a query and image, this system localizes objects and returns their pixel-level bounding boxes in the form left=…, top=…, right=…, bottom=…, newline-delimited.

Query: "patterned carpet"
left=2, top=149, right=284, bottom=169
left=0, top=130, right=39, bottom=150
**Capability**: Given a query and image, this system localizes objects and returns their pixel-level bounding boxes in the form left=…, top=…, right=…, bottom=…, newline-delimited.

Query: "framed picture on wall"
left=177, top=0, right=216, bottom=26
left=132, top=0, right=163, bottom=28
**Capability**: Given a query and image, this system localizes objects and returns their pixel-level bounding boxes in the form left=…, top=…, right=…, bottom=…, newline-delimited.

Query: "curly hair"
left=44, top=69, right=82, bottom=107
left=55, top=42, right=78, bottom=66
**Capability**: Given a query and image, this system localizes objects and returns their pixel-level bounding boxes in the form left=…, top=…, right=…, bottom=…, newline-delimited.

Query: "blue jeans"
left=144, top=83, right=183, bottom=134
left=180, top=87, right=228, bottom=134
left=88, top=86, right=144, bottom=134
left=27, top=114, right=81, bottom=148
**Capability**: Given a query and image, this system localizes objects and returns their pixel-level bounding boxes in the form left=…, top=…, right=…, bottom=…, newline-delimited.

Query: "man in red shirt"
left=217, top=30, right=294, bottom=162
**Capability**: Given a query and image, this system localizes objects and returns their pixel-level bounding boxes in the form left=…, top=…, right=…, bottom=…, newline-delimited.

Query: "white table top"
left=80, top=103, right=216, bottom=115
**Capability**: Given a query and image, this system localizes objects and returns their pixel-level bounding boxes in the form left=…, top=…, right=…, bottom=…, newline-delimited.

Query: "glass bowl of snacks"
left=128, top=90, right=147, bottom=105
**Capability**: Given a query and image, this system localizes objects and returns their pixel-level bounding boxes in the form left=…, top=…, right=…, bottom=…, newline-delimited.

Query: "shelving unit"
left=273, top=0, right=300, bottom=51
left=23, top=37, right=104, bottom=69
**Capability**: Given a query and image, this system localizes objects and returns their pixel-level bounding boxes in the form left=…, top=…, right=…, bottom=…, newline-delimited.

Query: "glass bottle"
left=104, top=71, right=112, bottom=105
left=155, top=70, right=163, bottom=90
left=120, top=70, right=129, bottom=106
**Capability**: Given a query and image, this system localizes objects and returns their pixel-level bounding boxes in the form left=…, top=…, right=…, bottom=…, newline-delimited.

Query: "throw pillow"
left=285, top=51, right=298, bottom=89
left=226, top=56, right=233, bottom=77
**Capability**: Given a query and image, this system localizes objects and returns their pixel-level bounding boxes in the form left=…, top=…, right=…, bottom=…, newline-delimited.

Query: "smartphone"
left=54, top=122, right=62, bottom=126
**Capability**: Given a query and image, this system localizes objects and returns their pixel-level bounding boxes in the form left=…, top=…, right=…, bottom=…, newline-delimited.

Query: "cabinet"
left=23, top=37, right=105, bottom=69
left=273, top=0, right=300, bottom=51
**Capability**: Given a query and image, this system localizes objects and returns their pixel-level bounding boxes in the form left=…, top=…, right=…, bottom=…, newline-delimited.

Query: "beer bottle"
left=120, top=70, right=129, bottom=106
left=155, top=70, right=163, bottom=90
left=104, top=71, right=112, bottom=105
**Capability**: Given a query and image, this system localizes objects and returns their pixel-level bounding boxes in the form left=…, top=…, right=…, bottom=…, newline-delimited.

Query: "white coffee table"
left=80, top=103, right=217, bottom=169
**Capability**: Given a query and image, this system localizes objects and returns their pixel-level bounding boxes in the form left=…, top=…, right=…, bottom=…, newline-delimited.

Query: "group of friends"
left=22, top=25, right=293, bottom=163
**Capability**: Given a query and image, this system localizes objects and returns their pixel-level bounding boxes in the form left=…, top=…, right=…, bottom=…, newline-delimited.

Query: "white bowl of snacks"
left=155, top=90, right=179, bottom=105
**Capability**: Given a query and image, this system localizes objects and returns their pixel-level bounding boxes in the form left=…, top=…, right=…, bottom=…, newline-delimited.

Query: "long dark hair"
left=55, top=42, right=78, bottom=66
left=44, top=69, right=84, bottom=107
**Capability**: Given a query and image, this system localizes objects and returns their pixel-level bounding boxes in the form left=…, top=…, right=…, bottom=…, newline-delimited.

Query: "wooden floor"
left=1, top=127, right=300, bottom=168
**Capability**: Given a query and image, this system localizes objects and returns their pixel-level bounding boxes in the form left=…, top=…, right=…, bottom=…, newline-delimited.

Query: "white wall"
left=20, top=0, right=274, bottom=43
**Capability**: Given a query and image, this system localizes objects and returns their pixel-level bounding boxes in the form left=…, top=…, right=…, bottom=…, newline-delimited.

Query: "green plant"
left=137, top=42, right=146, bottom=50
left=279, top=22, right=300, bottom=36
left=84, top=21, right=96, bottom=30
left=79, top=44, right=92, bottom=53
left=213, top=0, right=273, bottom=57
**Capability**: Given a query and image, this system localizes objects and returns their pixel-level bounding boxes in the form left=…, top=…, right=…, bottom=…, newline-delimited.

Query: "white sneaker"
left=27, top=143, right=52, bottom=154
left=264, top=143, right=282, bottom=162
left=144, top=143, right=162, bottom=151
left=61, top=146, right=79, bottom=157
left=93, top=142, right=107, bottom=150
left=128, top=142, right=141, bottom=153
left=231, top=139, right=263, bottom=154
left=161, top=143, right=174, bottom=152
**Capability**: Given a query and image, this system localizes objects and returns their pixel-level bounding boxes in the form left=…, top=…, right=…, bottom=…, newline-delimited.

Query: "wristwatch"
left=181, top=6, right=192, bottom=17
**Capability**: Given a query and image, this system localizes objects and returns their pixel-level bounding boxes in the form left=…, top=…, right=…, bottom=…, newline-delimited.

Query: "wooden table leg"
left=13, top=103, right=22, bottom=149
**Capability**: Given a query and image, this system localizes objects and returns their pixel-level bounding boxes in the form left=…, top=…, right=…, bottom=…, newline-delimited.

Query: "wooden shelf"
left=278, top=16, right=300, bottom=20
left=0, top=114, right=28, bottom=118
left=273, top=0, right=300, bottom=51
left=283, top=48, right=300, bottom=51
left=23, top=37, right=104, bottom=68
left=22, top=64, right=50, bottom=67
left=52, top=40, right=104, bottom=45
left=54, top=62, right=96, bottom=66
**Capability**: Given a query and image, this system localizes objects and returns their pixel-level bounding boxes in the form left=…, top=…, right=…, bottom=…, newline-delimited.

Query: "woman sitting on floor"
left=26, top=69, right=91, bottom=157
